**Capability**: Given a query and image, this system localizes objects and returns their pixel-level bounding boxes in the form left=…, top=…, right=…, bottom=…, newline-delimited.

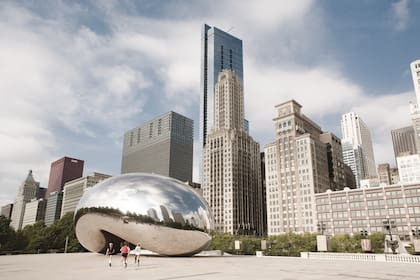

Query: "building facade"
left=319, top=132, right=346, bottom=191
left=341, top=112, right=377, bottom=180
left=378, top=163, right=392, bottom=185
left=199, top=24, right=243, bottom=181
left=265, top=100, right=330, bottom=235
left=61, top=172, right=111, bottom=217
left=391, top=126, right=417, bottom=160
left=342, top=138, right=365, bottom=188
left=397, top=154, right=420, bottom=184
left=46, top=157, right=84, bottom=198
left=410, top=60, right=420, bottom=154
left=121, top=111, right=193, bottom=182
left=315, top=183, right=420, bottom=241
left=202, top=70, right=263, bottom=235
left=44, top=191, right=63, bottom=226
left=21, top=198, right=46, bottom=229
left=1, top=204, right=13, bottom=219
left=10, top=170, right=40, bottom=230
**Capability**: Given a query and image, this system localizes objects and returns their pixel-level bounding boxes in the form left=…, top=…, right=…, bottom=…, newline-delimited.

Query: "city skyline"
left=1, top=0, right=420, bottom=206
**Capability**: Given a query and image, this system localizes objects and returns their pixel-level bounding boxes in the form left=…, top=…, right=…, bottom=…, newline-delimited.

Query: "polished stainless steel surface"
left=74, top=173, right=213, bottom=256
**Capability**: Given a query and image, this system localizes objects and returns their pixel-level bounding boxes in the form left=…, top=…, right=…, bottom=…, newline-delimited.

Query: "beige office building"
left=21, top=198, right=46, bottom=229
left=202, top=70, right=263, bottom=235
left=61, top=172, right=111, bottom=217
left=315, top=183, right=420, bottom=240
left=265, top=100, right=330, bottom=235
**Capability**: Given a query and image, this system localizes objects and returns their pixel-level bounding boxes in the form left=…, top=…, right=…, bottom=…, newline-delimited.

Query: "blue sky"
left=1, top=0, right=419, bottom=205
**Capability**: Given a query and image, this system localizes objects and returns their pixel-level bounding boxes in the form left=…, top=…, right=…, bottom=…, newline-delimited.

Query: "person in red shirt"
left=120, top=241, right=130, bottom=268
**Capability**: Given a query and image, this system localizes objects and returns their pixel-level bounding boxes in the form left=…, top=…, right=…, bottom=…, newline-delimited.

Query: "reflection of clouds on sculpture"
left=74, top=173, right=213, bottom=256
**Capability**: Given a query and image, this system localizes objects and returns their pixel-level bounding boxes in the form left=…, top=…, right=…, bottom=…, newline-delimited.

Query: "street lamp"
left=383, top=218, right=398, bottom=254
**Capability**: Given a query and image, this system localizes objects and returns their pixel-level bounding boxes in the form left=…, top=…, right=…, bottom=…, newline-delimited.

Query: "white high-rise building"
left=410, top=60, right=420, bottom=153
left=410, top=60, right=420, bottom=105
left=10, top=170, right=40, bottom=230
left=397, top=154, right=420, bottom=184
left=341, top=112, right=377, bottom=181
left=202, top=70, right=263, bottom=235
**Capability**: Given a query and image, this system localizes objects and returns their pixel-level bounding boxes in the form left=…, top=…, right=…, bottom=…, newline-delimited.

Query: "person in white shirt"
left=133, top=243, right=141, bottom=266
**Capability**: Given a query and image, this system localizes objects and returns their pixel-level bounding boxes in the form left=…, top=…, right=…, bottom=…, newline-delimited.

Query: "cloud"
left=391, top=0, right=410, bottom=31
left=0, top=0, right=415, bottom=206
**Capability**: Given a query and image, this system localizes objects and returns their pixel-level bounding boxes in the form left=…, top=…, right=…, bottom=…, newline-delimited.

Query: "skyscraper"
left=342, top=138, right=365, bottom=188
left=121, top=111, right=193, bottom=182
left=341, top=112, right=377, bottom=181
left=410, top=60, right=420, bottom=106
left=61, top=172, right=111, bottom=218
left=319, top=132, right=346, bottom=191
left=44, top=191, right=63, bottom=226
left=410, top=60, right=420, bottom=153
left=10, top=170, right=40, bottom=230
left=21, top=198, right=46, bottom=229
left=391, top=126, right=417, bottom=160
left=264, top=100, right=330, bottom=235
left=46, top=157, right=84, bottom=198
left=202, top=70, right=263, bottom=235
left=199, top=24, right=243, bottom=180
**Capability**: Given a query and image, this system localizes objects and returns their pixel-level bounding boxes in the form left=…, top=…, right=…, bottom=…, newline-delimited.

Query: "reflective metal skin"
left=74, top=173, right=213, bottom=256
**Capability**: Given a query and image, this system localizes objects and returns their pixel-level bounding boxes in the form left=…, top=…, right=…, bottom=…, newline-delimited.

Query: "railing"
left=300, top=252, right=420, bottom=264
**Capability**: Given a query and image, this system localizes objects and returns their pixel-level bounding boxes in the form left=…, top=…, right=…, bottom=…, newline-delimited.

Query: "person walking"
left=133, top=243, right=141, bottom=266
left=105, top=243, right=115, bottom=267
left=120, top=241, right=130, bottom=268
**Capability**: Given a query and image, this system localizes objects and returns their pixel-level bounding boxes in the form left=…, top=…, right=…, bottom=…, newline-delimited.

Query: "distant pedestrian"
left=133, top=243, right=141, bottom=266
left=120, top=241, right=130, bottom=268
left=105, top=243, right=115, bottom=267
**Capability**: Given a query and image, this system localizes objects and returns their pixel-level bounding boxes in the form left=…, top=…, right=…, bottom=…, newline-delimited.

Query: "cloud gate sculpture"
left=74, top=173, right=213, bottom=256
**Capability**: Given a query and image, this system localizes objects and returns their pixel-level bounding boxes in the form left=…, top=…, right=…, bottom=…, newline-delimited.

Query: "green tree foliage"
left=329, top=233, right=385, bottom=253
left=209, top=232, right=385, bottom=256
left=45, top=212, right=85, bottom=252
left=369, top=232, right=385, bottom=253
left=267, top=233, right=317, bottom=256
left=21, top=221, right=48, bottom=253
left=0, top=212, right=85, bottom=254
left=0, top=216, right=16, bottom=250
left=209, top=233, right=317, bottom=256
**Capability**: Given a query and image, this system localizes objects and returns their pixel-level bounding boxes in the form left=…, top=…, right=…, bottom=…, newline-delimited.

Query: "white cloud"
left=391, top=0, right=410, bottom=31
left=0, top=0, right=415, bottom=206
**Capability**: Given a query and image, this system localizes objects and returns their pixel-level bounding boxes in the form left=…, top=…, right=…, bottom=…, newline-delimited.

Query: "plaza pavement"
left=0, top=252, right=419, bottom=280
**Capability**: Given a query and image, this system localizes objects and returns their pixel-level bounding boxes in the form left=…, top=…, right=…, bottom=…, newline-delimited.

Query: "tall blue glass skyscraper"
left=199, top=24, right=243, bottom=180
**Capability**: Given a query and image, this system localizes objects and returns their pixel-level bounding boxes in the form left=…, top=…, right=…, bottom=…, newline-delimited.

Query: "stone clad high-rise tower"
left=202, top=70, right=263, bottom=235
left=10, top=170, right=40, bottom=230
left=264, top=100, right=330, bottom=235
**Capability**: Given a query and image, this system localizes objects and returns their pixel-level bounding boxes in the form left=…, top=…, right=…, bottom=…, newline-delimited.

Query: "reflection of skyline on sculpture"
left=77, top=173, right=211, bottom=228
left=74, top=173, right=213, bottom=256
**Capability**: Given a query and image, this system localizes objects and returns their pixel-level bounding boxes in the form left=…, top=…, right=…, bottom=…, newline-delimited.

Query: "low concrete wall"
left=301, top=252, right=420, bottom=264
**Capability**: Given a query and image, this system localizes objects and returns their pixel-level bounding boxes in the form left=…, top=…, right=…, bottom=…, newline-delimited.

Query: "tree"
left=21, top=221, right=48, bottom=253
left=45, top=212, right=85, bottom=252
left=0, top=215, right=15, bottom=250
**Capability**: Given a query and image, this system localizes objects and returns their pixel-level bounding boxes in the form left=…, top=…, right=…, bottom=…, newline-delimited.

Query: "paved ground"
left=0, top=253, right=419, bottom=280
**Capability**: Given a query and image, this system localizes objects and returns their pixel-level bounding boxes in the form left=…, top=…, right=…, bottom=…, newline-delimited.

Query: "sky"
left=1, top=0, right=419, bottom=206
